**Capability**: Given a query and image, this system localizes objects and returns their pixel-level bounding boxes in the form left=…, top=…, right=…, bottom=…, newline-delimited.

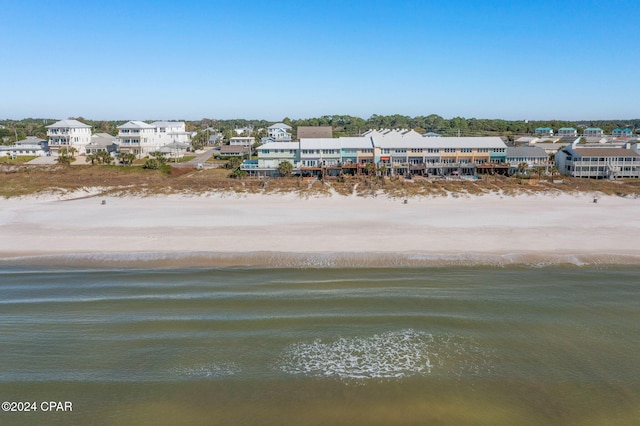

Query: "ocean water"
left=1, top=262, right=640, bottom=425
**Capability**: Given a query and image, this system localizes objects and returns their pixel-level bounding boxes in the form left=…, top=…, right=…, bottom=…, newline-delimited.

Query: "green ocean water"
left=1, top=265, right=639, bottom=425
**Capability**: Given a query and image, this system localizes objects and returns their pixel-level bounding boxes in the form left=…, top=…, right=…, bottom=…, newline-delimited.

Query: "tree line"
left=2, top=115, right=639, bottom=145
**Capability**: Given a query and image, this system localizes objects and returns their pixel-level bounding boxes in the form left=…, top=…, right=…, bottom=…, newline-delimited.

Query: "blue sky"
left=2, top=0, right=639, bottom=121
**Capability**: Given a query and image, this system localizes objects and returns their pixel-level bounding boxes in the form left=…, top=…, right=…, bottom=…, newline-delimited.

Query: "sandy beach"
left=1, top=191, right=639, bottom=266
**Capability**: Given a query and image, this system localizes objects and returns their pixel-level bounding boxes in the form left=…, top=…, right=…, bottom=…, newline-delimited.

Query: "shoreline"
left=1, top=191, right=639, bottom=267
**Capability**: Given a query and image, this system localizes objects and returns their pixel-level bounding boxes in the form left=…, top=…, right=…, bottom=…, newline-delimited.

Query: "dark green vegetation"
left=2, top=115, right=639, bottom=145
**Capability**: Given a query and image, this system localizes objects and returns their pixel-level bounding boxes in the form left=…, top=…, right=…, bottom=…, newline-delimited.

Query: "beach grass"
left=1, top=163, right=640, bottom=198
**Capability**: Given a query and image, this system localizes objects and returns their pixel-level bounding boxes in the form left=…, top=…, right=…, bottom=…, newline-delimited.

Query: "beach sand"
left=1, top=191, right=639, bottom=266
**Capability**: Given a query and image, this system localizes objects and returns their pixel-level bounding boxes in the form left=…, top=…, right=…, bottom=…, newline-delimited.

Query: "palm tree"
left=517, top=162, right=528, bottom=176
left=119, top=152, right=136, bottom=166
left=277, top=160, right=293, bottom=177
left=85, top=153, right=97, bottom=165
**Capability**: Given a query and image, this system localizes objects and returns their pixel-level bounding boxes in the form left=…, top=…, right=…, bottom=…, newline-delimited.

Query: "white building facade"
left=46, top=119, right=92, bottom=156
left=117, top=121, right=191, bottom=156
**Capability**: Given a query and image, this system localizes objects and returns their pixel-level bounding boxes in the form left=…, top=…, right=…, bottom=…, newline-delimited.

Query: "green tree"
left=277, top=160, right=293, bottom=177
left=56, top=148, right=76, bottom=165
left=119, top=152, right=136, bottom=166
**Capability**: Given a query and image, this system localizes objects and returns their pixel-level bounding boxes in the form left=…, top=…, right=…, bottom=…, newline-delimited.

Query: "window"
left=461, top=148, right=472, bottom=153
left=444, top=148, right=456, bottom=153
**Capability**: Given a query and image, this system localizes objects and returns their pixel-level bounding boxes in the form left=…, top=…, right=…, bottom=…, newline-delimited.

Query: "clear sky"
left=2, top=0, right=639, bottom=121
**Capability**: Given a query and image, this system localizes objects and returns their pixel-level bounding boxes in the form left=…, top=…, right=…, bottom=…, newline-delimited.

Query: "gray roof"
left=268, top=122, right=292, bottom=130
left=220, top=145, right=250, bottom=154
left=150, top=121, right=186, bottom=128
left=117, top=121, right=155, bottom=129
left=506, top=146, right=548, bottom=158
left=15, top=136, right=47, bottom=145
left=46, top=119, right=91, bottom=128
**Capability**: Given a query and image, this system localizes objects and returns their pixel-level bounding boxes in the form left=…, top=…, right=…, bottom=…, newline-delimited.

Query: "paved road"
left=171, top=148, right=217, bottom=167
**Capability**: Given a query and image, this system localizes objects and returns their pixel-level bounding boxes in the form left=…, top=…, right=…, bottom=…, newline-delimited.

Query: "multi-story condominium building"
left=243, top=135, right=508, bottom=177
left=555, top=141, right=640, bottom=179
left=116, top=121, right=191, bottom=156
left=583, top=128, right=603, bottom=137
left=46, top=119, right=92, bottom=156
left=535, top=127, right=554, bottom=136
left=557, top=127, right=578, bottom=137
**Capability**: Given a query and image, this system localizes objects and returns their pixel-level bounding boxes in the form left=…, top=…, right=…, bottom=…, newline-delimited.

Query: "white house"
left=583, top=127, right=603, bottom=137
left=229, top=136, right=255, bottom=146
left=151, top=121, right=192, bottom=145
left=116, top=121, right=157, bottom=156
left=46, top=119, right=92, bottom=156
left=116, top=121, right=192, bottom=156
left=0, top=136, right=48, bottom=157
left=262, top=122, right=292, bottom=143
left=557, top=127, right=578, bottom=137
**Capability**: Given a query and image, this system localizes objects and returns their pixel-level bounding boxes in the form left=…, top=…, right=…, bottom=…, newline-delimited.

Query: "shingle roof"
left=573, top=148, right=640, bottom=157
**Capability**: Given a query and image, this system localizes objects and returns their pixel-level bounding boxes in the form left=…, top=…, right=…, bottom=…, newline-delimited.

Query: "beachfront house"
left=252, top=142, right=299, bottom=171
left=506, top=146, right=550, bottom=174
left=116, top=121, right=157, bottom=156
left=46, top=119, right=92, bottom=156
left=116, top=121, right=192, bottom=157
left=555, top=140, right=640, bottom=179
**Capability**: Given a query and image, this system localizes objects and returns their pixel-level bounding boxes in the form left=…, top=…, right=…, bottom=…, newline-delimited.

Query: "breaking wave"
left=278, top=329, right=493, bottom=381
